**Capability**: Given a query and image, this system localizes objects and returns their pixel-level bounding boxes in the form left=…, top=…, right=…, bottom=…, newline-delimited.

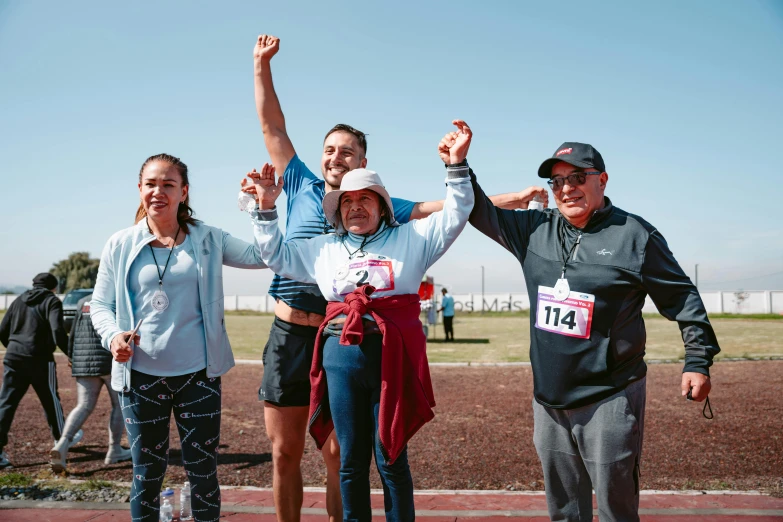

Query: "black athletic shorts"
left=259, top=317, right=319, bottom=407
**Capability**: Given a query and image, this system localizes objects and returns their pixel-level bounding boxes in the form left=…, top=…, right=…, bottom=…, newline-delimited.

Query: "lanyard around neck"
left=148, top=225, right=181, bottom=288
left=557, top=219, right=582, bottom=278
left=342, top=224, right=388, bottom=259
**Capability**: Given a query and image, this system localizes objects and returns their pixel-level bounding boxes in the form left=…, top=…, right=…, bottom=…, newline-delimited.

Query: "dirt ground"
left=0, top=360, right=781, bottom=492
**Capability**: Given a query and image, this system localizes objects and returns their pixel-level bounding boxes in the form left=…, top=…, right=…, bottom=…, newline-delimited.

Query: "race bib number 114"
left=535, top=286, right=595, bottom=339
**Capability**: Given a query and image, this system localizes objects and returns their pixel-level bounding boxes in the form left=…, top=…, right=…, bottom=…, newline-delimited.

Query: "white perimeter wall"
left=2, top=291, right=781, bottom=314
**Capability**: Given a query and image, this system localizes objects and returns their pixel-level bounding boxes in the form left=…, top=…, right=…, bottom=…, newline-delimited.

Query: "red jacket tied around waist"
left=308, top=285, right=436, bottom=464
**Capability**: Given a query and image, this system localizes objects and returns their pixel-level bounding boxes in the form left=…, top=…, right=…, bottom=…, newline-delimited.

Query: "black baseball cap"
left=538, top=142, right=606, bottom=178
left=32, top=272, right=58, bottom=290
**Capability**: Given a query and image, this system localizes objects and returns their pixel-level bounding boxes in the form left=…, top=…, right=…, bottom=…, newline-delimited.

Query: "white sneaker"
left=50, top=429, right=84, bottom=473
left=50, top=438, right=69, bottom=473
left=104, top=445, right=132, bottom=464
left=70, top=429, right=84, bottom=447
left=0, top=451, right=12, bottom=470
left=52, top=429, right=83, bottom=448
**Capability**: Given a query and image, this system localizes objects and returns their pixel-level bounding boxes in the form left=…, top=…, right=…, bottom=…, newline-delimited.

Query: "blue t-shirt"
left=128, top=235, right=208, bottom=376
left=441, top=294, right=455, bottom=317
left=269, top=154, right=415, bottom=314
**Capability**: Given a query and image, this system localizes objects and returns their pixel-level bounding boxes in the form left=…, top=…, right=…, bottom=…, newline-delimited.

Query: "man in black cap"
left=467, top=143, right=720, bottom=521
left=0, top=273, right=71, bottom=469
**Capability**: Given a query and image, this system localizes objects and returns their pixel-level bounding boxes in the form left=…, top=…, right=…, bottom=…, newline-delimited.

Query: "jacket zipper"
left=188, top=233, right=212, bottom=374
left=573, top=233, right=582, bottom=261
left=122, top=235, right=156, bottom=392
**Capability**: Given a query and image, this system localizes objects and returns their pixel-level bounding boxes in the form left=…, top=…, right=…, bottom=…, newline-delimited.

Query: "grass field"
left=1, top=311, right=781, bottom=362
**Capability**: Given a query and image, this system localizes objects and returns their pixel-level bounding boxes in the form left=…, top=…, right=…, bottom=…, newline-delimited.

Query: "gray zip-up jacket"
left=469, top=170, right=720, bottom=409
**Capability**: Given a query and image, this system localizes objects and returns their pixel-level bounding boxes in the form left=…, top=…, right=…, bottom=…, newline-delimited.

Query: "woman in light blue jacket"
left=90, top=153, right=266, bottom=522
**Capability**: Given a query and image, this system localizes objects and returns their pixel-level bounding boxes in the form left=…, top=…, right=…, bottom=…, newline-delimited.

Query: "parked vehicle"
left=62, top=288, right=93, bottom=333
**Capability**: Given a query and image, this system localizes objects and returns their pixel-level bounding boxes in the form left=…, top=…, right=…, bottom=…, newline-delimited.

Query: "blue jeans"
left=323, top=334, right=415, bottom=522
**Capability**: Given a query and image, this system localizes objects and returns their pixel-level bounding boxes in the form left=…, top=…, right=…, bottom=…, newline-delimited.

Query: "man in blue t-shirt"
left=438, top=288, right=456, bottom=342
left=251, top=34, right=545, bottom=521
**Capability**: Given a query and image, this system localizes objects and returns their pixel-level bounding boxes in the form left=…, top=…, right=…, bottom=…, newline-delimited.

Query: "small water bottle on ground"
left=159, top=487, right=174, bottom=522
left=527, top=194, right=545, bottom=211
left=180, top=481, right=193, bottom=520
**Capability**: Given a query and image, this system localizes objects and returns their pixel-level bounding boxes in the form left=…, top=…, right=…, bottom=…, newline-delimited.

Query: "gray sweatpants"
left=533, top=377, right=646, bottom=522
left=61, top=375, right=123, bottom=446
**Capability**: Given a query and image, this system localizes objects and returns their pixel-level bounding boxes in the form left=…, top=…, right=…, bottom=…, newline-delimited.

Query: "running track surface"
left=1, top=488, right=782, bottom=521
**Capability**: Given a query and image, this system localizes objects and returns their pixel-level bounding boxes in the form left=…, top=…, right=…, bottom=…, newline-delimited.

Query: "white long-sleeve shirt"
left=250, top=166, right=473, bottom=302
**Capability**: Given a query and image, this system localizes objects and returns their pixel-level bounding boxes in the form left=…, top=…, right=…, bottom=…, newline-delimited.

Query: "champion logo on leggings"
left=141, top=447, right=166, bottom=461
left=196, top=381, right=221, bottom=396
left=187, top=469, right=217, bottom=479
left=183, top=456, right=209, bottom=465
left=139, top=378, right=166, bottom=391
left=126, top=415, right=168, bottom=425
left=195, top=493, right=220, bottom=508
left=176, top=421, right=196, bottom=443
left=204, top=435, right=219, bottom=446
left=155, top=435, right=169, bottom=450
left=180, top=410, right=220, bottom=419
left=192, top=441, right=215, bottom=459
left=132, top=389, right=161, bottom=405
left=135, top=472, right=165, bottom=482
left=178, top=394, right=211, bottom=408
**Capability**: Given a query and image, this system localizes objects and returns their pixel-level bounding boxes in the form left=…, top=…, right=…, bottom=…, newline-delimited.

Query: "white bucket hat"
left=322, top=169, right=399, bottom=233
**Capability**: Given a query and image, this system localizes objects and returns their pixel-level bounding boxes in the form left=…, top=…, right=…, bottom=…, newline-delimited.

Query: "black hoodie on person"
left=0, top=287, right=68, bottom=361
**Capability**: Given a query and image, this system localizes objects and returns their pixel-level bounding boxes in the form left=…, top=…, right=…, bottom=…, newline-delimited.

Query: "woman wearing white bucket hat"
left=244, top=120, right=475, bottom=521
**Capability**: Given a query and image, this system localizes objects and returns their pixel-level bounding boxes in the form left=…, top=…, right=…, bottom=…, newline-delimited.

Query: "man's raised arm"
left=254, top=34, right=296, bottom=171
left=410, top=187, right=548, bottom=219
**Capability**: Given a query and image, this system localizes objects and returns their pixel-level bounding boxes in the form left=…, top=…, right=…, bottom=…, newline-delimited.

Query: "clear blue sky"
left=1, top=0, right=781, bottom=294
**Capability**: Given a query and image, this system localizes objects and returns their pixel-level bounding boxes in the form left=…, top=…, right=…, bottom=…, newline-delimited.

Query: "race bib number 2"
left=333, top=258, right=395, bottom=296
left=535, top=286, right=595, bottom=339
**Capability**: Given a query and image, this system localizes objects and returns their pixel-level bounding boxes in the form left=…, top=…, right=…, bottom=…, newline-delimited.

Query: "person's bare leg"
left=264, top=403, right=309, bottom=522
left=321, top=429, right=343, bottom=522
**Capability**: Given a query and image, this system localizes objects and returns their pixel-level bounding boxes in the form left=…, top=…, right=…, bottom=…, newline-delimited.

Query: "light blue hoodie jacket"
left=90, top=220, right=266, bottom=392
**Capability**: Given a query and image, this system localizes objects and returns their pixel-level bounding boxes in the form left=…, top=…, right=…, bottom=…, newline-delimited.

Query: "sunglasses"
left=547, top=171, right=601, bottom=191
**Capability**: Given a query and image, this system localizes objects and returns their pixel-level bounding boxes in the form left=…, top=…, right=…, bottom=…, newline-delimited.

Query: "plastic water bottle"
left=527, top=194, right=545, bottom=211
left=238, top=190, right=257, bottom=212
left=180, top=481, right=193, bottom=520
left=159, top=488, right=174, bottom=522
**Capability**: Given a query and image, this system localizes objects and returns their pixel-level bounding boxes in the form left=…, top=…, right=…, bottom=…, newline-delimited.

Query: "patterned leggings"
left=121, top=368, right=221, bottom=522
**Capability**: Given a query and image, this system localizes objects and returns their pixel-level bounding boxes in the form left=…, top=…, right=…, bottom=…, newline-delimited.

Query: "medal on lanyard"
left=151, top=288, right=170, bottom=312
left=553, top=273, right=570, bottom=301
left=148, top=226, right=180, bottom=313
left=554, top=230, right=582, bottom=302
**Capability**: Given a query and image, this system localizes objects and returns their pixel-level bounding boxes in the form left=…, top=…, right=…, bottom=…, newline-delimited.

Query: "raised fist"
left=438, top=119, right=472, bottom=165
left=254, top=34, right=280, bottom=65
left=243, top=163, right=283, bottom=210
